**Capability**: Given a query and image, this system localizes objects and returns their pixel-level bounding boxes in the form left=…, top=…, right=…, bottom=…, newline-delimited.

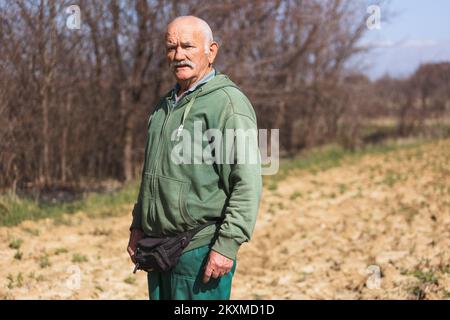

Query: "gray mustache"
left=171, top=60, right=195, bottom=69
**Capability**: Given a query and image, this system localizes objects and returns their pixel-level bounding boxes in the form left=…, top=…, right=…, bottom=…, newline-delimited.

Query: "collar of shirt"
left=171, top=68, right=216, bottom=106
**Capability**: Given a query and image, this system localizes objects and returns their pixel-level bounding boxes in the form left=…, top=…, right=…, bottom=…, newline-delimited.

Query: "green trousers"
left=147, top=245, right=237, bottom=300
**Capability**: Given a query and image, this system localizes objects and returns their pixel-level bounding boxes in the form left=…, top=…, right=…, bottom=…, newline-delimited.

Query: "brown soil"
left=1, top=140, right=449, bottom=299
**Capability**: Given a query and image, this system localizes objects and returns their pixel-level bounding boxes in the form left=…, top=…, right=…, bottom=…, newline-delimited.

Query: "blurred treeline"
left=0, top=0, right=449, bottom=193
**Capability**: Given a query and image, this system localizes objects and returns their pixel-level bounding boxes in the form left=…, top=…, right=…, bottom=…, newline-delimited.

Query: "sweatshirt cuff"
left=211, top=236, right=241, bottom=260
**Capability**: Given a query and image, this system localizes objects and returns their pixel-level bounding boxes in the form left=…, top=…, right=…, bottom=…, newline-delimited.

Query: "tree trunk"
left=121, top=89, right=134, bottom=182
left=61, top=91, right=72, bottom=184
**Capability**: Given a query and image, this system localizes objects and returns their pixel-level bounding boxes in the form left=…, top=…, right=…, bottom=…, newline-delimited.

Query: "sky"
left=361, top=0, right=450, bottom=80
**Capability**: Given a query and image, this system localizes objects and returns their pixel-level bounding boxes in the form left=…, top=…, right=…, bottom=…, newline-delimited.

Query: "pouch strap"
left=185, top=220, right=221, bottom=237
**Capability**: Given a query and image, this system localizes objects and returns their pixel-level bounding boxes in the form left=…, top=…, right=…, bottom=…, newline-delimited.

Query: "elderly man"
left=127, top=15, right=262, bottom=300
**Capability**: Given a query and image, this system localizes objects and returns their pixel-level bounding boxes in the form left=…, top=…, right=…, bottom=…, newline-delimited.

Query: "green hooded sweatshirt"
left=130, top=73, right=262, bottom=260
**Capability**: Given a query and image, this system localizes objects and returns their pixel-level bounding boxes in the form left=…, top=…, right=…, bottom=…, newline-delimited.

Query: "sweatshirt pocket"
left=154, top=175, right=198, bottom=233
left=140, top=172, right=155, bottom=227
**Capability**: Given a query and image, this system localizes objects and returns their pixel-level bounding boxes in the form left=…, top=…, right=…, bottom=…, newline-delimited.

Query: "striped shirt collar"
left=171, top=69, right=216, bottom=105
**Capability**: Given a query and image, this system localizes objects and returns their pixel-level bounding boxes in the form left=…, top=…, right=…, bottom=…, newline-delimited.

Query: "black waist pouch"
left=133, top=221, right=217, bottom=273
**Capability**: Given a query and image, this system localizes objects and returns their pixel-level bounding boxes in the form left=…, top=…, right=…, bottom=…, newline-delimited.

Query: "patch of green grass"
left=35, top=274, right=45, bottom=282
left=16, top=272, right=23, bottom=287
left=14, top=250, right=23, bottom=260
left=263, top=139, right=427, bottom=187
left=267, top=181, right=278, bottom=191
left=403, top=268, right=439, bottom=285
left=54, top=247, right=68, bottom=255
left=0, top=180, right=139, bottom=227
left=267, top=144, right=347, bottom=184
left=382, top=169, right=405, bottom=187
left=439, top=265, right=450, bottom=274
left=338, top=184, right=348, bottom=194
left=72, top=253, right=88, bottom=263
left=124, top=276, right=136, bottom=285
left=9, top=238, right=23, bottom=250
left=398, top=202, right=420, bottom=225
left=7, top=273, right=24, bottom=289
left=296, top=272, right=308, bottom=283
left=22, top=227, right=40, bottom=236
left=53, top=216, right=74, bottom=226
left=39, top=253, right=51, bottom=269
left=6, top=274, right=14, bottom=289
left=289, top=191, right=302, bottom=200
left=412, top=270, right=439, bottom=285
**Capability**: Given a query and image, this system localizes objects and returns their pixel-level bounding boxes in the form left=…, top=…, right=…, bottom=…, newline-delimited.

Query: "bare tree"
left=2, top=0, right=422, bottom=193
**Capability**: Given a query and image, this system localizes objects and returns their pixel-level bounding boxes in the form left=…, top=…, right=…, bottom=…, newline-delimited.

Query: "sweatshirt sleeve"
left=129, top=144, right=149, bottom=232
left=129, top=111, right=155, bottom=232
left=129, top=201, right=142, bottom=231
left=211, top=112, right=263, bottom=260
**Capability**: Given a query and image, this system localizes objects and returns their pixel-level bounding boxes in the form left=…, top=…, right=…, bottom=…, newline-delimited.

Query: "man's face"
left=165, top=23, right=210, bottom=83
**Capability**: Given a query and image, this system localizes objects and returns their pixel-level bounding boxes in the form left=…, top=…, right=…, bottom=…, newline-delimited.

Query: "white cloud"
left=372, top=40, right=396, bottom=48
left=370, top=38, right=442, bottom=49
left=400, top=39, right=438, bottom=48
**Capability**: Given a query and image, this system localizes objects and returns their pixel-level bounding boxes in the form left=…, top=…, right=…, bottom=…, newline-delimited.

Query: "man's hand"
left=127, top=228, right=144, bottom=264
left=203, top=250, right=234, bottom=283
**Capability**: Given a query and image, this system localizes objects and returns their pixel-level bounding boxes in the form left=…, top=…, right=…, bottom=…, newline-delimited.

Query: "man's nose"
left=174, top=46, right=185, bottom=61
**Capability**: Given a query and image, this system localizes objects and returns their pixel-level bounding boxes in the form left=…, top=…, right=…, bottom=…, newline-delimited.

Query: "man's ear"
left=208, top=41, right=219, bottom=65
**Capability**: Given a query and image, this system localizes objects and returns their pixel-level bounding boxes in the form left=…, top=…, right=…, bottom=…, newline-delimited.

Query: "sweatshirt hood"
left=195, top=71, right=240, bottom=97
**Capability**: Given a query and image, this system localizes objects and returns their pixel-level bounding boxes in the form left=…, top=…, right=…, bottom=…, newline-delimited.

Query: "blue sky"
left=362, top=0, right=450, bottom=79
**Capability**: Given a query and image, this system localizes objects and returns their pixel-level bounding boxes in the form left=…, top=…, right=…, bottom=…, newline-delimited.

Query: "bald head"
left=167, top=16, right=213, bottom=53
left=165, top=16, right=219, bottom=91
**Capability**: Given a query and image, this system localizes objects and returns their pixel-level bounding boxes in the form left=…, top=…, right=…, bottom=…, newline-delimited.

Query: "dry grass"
left=233, top=139, right=450, bottom=299
left=0, top=139, right=448, bottom=299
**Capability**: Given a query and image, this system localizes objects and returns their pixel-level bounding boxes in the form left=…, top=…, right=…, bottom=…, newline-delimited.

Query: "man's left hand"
left=203, top=250, right=234, bottom=283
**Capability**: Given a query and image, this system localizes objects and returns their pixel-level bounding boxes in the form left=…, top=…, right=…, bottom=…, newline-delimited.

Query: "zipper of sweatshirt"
left=149, top=90, right=201, bottom=227
left=150, top=89, right=201, bottom=180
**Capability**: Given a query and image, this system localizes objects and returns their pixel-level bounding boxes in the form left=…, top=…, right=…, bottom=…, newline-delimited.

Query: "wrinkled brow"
left=165, top=40, right=195, bottom=48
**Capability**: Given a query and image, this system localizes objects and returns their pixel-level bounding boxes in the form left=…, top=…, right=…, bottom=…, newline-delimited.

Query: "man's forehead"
left=165, top=24, right=203, bottom=43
